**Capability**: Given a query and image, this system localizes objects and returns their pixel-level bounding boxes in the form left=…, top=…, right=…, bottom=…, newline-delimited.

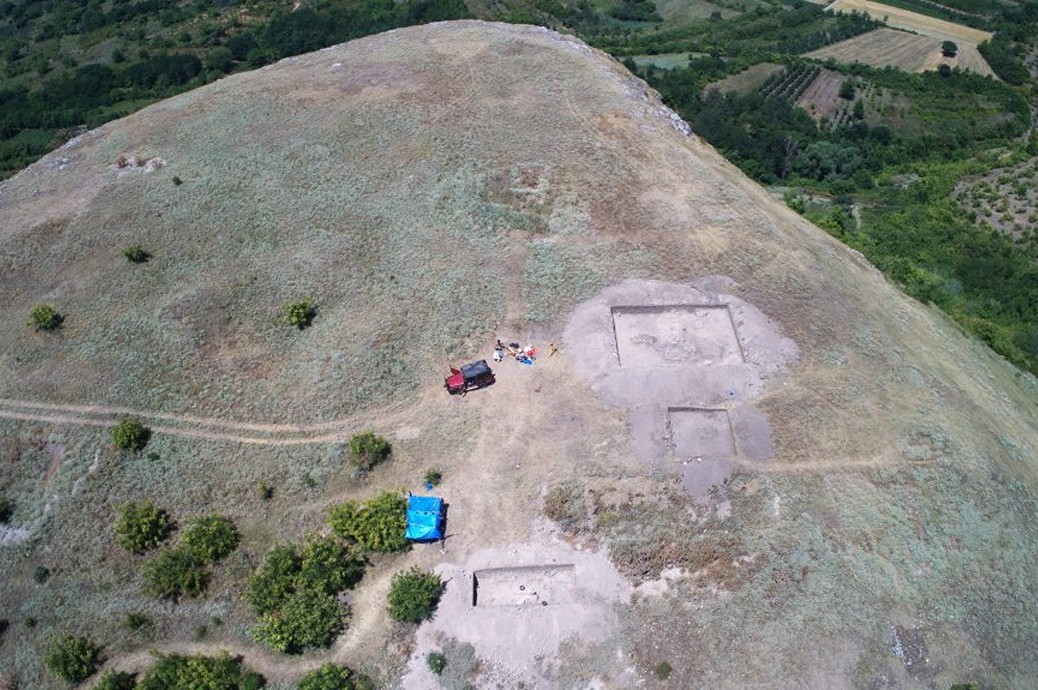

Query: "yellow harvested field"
left=806, top=27, right=995, bottom=76
left=827, top=0, right=993, bottom=45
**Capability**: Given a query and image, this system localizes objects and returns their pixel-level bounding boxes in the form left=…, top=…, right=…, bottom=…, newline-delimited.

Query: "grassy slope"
left=1, top=21, right=1038, bottom=688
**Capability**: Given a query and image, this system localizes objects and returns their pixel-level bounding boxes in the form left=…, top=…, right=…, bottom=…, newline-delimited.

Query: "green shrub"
left=114, top=500, right=172, bottom=554
left=109, top=418, right=151, bottom=451
left=347, top=431, right=391, bottom=470
left=298, top=662, right=372, bottom=690
left=427, top=651, right=447, bottom=674
left=387, top=566, right=443, bottom=624
left=258, top=482, right=274, bottom=501
left=252, top=587, right=345, bottom=654
left=299, top=535, right=365, bottom=595
left=124, top=612, right=150, bottom=631
left=44, top=634, right=100, bottom=683
left=181, top=514, right=239, bottom=563
left=142, top=547, right=208, bottom=599
left=424, top=468, right=443, bottom=487
left=33, top=565, right=50, bottom=583
left=27, top=303, right=63, bottom=331
left=136, top=652, right=265, bottom=690
left=654, top=660, right=673, bottom=679
left=95, top=670, right=137, bottom=690
left=282, top=297, right=315, bottom=329
left=0, top=495, right=13, bottom=523
left=328, top=492, right=409, bottom=553
left=247, top=545, right=302, bottom=615
left=122, top=244, right=150, bottom=263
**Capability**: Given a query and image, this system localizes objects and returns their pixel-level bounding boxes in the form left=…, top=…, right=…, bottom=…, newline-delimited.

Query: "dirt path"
left=0, top=396, right=411, bottom=445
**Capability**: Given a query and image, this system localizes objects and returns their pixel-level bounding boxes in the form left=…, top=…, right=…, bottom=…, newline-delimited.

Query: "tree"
left=136, top=652, right=265, bottom=690
left=95, top=670, right=136, bottom=690
left=252, top=587, right=345, bottom=653
left=282, top=297, right=315, bottom=329
left=298, top=663, right=372, bottom=690
left=347, top=431, right=391, bottom=470
left=328, top=492, right=409, bottom=553
left=838, top=78, right=856, bottom=100
left=181, top=515, right=239, bottom=563
left=27, top=303, right=63, bottom=331
left=44, top=634, right=100, bottom=683
left=247, top=545, right=301, bottom=615
left=299, top=535, right=365, bottom=594
left=110, top=418, right=151, bottom=451
left=387, top=566, right=443, bottom=624
left=143, top=547, right=208, bottom=599
left=114, top=500, right=173, bottom=554
left=942, top=40, right=958, bottom=57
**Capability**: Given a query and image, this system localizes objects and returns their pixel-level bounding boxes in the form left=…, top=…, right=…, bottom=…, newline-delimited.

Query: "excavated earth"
left=2, top=20, right=1038, bottom=690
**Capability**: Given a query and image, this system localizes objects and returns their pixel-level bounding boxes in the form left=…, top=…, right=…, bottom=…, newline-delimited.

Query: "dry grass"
left=805, top=27, right=995, bottom=76
left=707, top=62, right=784, bottom=95
left=826, top=0, right=994, bottom=45
left=2, top=19, right=1038, bottom=689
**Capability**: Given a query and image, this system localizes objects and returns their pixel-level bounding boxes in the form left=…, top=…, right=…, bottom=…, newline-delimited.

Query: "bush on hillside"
left=122, top=244, right=150, bottom=263
left=427, top=651, right=447, bottom=675
left=95, top=670, right=137, bottom=690
left=114, top=500, right=173, bottom=554
left=328, top=492, right=409, bottom=553
left=387, top=566, right=443, bottom=624
left=110, top=418, right=150, bottom=451
left=44, top=634, right=100, bottom=683
left=298, top=662, right=373, bottom=690
left=282, top=297, right=315, bottom=330
left=347, top=431, right=391, bottom=470
left=142, top=547, right=208, bottom=599
left=181, top=515, right=239, bottom=563
left=252, top=587, right=345, bottom=654
left=247, top=545, right=302, bottom=615
left=27, top=303, right=63, bottom=331
left=299, top=535, right=365, bottom=595
left=136, top=652, right=264, bottom=690
left=0, top=495, right=13, bottom=524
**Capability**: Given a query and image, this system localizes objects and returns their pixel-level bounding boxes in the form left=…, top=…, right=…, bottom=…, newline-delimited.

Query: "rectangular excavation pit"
left=610, top=304, right=744, bottom=368
left=472, top=564, right=575, bottom=607
left=668, top=407, right=737, bottom=459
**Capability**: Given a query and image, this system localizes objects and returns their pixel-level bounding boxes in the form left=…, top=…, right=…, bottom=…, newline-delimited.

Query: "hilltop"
left=1, top=20, right=1038, bottom=689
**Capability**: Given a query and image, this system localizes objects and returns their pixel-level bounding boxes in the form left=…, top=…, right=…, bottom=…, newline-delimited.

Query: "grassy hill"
left=2, top=20, right=1038, bottom=689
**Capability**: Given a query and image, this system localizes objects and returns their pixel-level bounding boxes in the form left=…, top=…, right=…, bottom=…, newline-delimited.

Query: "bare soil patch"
left=611, top=304, right=744, bottom=368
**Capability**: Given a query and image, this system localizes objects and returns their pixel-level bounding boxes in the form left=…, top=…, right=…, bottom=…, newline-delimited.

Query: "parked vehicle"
left=444, top=359, right=495, bottom=395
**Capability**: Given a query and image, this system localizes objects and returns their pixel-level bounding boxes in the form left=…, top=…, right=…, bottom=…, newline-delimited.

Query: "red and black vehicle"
left=445, top=359, right=495, bottom=395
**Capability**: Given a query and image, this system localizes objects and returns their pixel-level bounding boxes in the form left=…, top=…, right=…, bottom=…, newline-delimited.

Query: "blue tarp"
left=405, top=494, right=444, bottom=542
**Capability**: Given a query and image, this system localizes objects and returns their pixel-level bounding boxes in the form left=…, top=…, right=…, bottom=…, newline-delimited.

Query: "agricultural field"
left=806, top=27, right=995, bottom=76
left=794, top=67, right=861, bottom=125
left=826, top=0, right=994, bottom=44
left=706, top=62, right=783, bottom=94
left=631, top=52, right=703, bottom=69
left=954, top=157, right=1038, bottom=258
left=652, top=0, right=741, bottom=22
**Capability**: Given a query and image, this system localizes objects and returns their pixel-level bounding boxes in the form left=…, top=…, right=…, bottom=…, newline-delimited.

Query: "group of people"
left=492, top=339, right=559, bottom=364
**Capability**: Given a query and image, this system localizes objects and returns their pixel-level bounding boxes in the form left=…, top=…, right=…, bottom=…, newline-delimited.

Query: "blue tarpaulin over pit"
left=405, top=494, right=444, bottom=542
